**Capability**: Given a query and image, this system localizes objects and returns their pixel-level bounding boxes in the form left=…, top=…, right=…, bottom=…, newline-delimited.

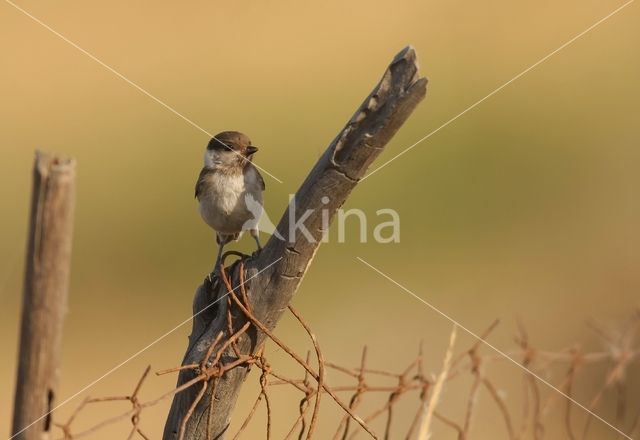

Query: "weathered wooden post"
left=164, top=46, right=428, bottom=439
left=12, top=152, right=76, bottom=440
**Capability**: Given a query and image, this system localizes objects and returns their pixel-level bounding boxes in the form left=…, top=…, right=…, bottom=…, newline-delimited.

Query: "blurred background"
left=2, top=0, right=639, bottom=438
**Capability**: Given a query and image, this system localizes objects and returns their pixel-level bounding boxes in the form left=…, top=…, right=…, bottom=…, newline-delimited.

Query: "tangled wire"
left=53, top=261, right=640, bottom=440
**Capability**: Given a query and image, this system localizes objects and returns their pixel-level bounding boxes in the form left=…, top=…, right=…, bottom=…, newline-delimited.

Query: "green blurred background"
left=2, top=0, right=639, bottom=438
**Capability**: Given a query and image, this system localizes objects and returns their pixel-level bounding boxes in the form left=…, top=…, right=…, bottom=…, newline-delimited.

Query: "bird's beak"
left=246, top=146, right=259, bottom=155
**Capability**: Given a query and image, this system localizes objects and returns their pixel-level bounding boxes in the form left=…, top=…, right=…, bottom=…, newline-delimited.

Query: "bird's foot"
left=207, top=263, right=224, bottom=282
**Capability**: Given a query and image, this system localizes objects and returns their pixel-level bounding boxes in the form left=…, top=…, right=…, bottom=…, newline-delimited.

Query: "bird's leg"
left=212, top=234, right=228, bottom=278
left=214, top=243, right=225, bottom=276
left=250, top=229, right=262, bottom=254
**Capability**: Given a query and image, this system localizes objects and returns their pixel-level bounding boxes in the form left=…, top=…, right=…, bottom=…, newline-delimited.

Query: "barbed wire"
left=51, top=264, right=640, bottom=439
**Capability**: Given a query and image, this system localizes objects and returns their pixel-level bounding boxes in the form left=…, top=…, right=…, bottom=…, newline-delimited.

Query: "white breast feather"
left=198, top=168, right=263, bottom=234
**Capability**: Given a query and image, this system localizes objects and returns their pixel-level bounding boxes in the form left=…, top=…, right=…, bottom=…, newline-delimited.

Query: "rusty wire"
left=51, top=261, right=640, bottom=439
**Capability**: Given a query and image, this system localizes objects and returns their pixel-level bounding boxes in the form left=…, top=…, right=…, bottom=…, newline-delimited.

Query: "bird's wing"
left=245, top=162, right=265, bottom=191
left=194, top=167, right=210, bottom=199
left=256, top=167, right=265, bottom=191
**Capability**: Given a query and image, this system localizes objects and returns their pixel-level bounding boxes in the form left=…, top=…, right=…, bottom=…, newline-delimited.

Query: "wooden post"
left=163, top=46, right=428, bottom=439
left=12, top=152, right=76, bottom=440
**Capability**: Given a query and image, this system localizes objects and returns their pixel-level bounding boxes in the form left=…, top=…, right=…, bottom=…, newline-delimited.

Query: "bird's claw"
left=207, top=265, right=223, bottom=282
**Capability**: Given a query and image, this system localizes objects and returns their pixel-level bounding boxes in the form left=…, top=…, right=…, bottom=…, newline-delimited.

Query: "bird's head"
left=204, top=131, right=258, bottom=169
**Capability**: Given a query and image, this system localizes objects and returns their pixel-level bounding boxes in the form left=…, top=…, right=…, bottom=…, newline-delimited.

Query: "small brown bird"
left=195, top=131, right=265, bottom=275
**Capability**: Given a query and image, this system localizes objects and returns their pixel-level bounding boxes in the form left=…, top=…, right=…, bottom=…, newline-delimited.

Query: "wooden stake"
left=12, top=151, right=76, bottom=440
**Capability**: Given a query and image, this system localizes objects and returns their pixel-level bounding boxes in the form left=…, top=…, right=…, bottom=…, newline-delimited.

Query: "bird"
left=195, top=131, right=265, bottom=275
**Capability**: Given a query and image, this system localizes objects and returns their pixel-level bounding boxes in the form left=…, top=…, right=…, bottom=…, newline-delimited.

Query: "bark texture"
left=163, top=46, right=428, bottom=440
left=12, top=152, right=76, bottom=440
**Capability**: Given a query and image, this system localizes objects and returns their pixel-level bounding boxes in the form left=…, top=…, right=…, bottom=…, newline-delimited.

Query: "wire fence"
left=50, top=265, right=640, bottom=440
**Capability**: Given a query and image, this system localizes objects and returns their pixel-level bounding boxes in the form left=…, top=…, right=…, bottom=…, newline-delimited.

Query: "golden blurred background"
left=2, top=0, right=639, bottom=438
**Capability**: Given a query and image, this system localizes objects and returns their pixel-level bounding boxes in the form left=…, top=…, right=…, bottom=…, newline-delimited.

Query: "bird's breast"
left=198, top=170, right=262, bottom=234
